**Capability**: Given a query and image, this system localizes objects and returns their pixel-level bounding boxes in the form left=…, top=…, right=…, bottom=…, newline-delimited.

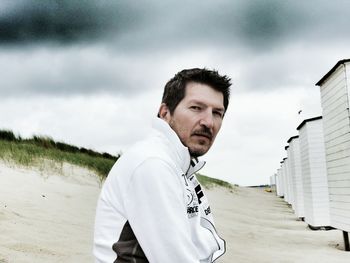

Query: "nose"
left=199, top=110, right=214, bottom=129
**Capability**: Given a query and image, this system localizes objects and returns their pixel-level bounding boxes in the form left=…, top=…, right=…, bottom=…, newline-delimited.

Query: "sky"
left=1, top=0, right=350, bottom=186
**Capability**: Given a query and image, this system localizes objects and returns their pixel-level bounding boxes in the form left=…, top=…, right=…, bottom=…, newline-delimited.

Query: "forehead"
left=183, top=82, right=224, bottom=108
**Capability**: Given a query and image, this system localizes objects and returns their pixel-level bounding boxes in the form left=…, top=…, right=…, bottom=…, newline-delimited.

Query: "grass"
left=0, top=131, right=117, bottom=179
left=0, top=140, right=116, bottom=178
left=0, top=130, right=119, bottom=161
left=0, top=129, right=235, bottom=188
left=196, top=173, right=234, bottom=190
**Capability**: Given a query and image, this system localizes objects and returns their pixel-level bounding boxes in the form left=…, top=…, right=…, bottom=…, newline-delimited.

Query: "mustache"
left=192, top=127, right=213, bottom=139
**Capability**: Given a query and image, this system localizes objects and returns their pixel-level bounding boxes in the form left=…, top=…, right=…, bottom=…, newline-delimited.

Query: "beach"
left=0, top=161, right=349, bottom=263
left=207, top=188, right=349, bottom=263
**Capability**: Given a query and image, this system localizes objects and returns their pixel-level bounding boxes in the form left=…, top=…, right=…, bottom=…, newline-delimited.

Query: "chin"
left=189, top=147, right=209, bottom=157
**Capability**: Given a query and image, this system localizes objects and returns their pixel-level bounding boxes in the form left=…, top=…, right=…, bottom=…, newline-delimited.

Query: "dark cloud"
left=115, top=0, right=350, bottom=52
left=187, top=1, right=350, bottom=51
left=0, top=46, right=172, bottom=97
left=0, top=0, right=142, bottom=44
left=1, top=0, right=350, bottom=50
left=233, top=1, right=302, bottom=48
left=1, top=0, right=350, bottom=97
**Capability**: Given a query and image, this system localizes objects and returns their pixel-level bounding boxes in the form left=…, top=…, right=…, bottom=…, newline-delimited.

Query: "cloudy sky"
left=1, top=0, right=349, bottom=186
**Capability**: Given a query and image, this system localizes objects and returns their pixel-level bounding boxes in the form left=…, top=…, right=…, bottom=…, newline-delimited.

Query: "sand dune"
left=0, top=161, right=100, bottom=263
left=0, top=161, right=349, bottom=262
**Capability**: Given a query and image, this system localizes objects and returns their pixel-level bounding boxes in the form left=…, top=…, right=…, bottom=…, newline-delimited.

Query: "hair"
left=161, top=68, right=231, bottom=115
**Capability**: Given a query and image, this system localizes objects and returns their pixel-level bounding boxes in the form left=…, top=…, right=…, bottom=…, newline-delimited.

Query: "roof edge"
left=287, top=135, right=299, bottom=143
left=296, top=116, right=322, bottom=130
left=316, top=59, right=350, bottom=86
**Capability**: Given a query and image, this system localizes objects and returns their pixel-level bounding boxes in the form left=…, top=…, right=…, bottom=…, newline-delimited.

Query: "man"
left=94, top=68, right=231, bottom=263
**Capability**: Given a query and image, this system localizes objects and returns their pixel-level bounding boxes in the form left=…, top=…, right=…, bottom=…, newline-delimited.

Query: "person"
left=93, top=68, right=231, bottom=263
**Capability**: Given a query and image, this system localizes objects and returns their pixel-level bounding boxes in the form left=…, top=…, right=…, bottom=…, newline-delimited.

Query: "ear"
left=158, top=103, right=171, bottom=122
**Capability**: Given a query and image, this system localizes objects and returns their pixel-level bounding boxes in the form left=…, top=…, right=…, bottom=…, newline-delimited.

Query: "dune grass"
left=0, top=140, right=116, bottom=178
left=196, top=173, right=234, bottom=190
left=0, top=129, right=234, bottom=188
left=0, top=130, right=118, bottom=178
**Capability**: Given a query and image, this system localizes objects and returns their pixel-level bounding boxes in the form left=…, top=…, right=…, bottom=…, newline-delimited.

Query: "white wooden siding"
left=285, top=158, right=294, bottom=207
left=347, top=63, right=350, bottom=105
left=281, top=162, right=287, bottom=201
left=289, top=158, right=295, bottom=208
left=276, top=168, right=284, bottom=197
left=299, top=118, right=330, bottom=227
left=288, top=138, right=304, bottom=218
left=282, top=160, right=290, bottom=203
left=319, top=61, right=350, bottom=232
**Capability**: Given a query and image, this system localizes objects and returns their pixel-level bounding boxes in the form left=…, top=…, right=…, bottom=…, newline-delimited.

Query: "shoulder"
left=107, top=135, right=177, bottom=182
left=101, top=136, right=182, bottom=201
left=129, top=135, right=174, bottom=167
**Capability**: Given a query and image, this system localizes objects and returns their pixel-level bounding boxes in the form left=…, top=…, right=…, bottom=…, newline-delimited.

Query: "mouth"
left=192, top=133, right=212, bottom=141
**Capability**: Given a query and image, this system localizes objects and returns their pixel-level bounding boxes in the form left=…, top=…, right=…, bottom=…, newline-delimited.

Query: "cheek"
left=180, top=126, right=194, bottom=143
left=181, top=127, right=192, bottom=139
left=172, top=121, right=190, bottom=139
left=214, top=120, right=222, bottom=132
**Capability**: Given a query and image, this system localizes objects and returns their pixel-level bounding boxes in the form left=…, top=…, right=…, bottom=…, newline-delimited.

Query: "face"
left=159, top=82, right=225, bottom=157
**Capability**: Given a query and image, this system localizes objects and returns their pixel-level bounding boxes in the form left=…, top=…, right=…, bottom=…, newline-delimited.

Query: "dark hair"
left=161, top=68, right=231, bottom=115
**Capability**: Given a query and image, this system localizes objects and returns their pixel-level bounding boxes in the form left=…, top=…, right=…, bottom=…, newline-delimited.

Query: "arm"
left=123, top=157, right=200, bottom=263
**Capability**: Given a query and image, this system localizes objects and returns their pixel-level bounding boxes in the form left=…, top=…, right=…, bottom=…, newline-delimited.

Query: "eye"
left=213, top=111, right=224, bottom=118
left=190, top=105, right=201, bottom=111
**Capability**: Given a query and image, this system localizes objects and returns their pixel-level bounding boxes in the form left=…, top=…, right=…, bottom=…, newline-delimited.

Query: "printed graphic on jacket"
left=184, top=172, right=212, bottom=219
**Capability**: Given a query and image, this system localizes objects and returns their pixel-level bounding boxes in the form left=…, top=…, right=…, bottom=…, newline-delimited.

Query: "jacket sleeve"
left=123, top=157, right=200, bottom=263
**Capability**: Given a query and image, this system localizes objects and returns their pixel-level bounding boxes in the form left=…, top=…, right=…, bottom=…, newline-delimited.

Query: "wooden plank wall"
left=277, top=168, right=284, bottom=197
left=299, top=119, right=330, bottom=227
left=320, top=63, right=350, bottom=232
left=288, top=138, right=304, bottom=218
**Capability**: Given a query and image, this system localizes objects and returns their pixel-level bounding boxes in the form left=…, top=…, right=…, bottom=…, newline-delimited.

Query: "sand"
left=0, top=161, right=349, bottom=263
left=0, top=161, right=101, bottom=263
left=207, top=188, right=350, bottom=263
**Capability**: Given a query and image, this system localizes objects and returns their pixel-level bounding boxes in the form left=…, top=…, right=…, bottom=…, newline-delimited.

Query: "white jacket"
left=93, top=118, right=225, bottom=263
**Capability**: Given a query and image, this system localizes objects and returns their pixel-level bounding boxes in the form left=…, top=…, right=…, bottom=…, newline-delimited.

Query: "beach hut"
left=280, top=160, right=287, bottom=200
left=276, top=168, right=284, bottom=197
left=297, top=116, right=330, bottom=228
left=285, top=150, right=296, bottom=208
left=281, top=158, right=290, bottom=203
left=287, top=136, right=304, bottom=219
left=316, top=59, right=350, bottom=251
left=283, top=156, right=295, bottom=208
left=273, top=173, right=277, bottom=193
left=270, top=174, right=276, bottom=192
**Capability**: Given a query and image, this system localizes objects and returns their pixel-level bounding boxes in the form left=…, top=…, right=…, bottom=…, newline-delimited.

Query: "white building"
left=316, top=59, right=350, bottom=250
left=297, top=116, right=330, bottom=228
left=281, top=158, right=290, bottom=204
left=270, top=174, right=276, bottom=192
left=276, top=167, right=284, bottom=197
left=287, top=136, right=304, bottom=218
left=284, top=150, right=295, bottom=208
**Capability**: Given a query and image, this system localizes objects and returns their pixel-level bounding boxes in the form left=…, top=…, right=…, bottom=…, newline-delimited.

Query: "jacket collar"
left=152, top=118, right=206, bottom=174
left=152, top=118, right=191, bottom=172
left=186, top=158, right=206, bottom=177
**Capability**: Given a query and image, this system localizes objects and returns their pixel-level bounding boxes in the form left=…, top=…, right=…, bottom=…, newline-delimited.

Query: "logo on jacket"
left=195, top=185, right=204, bottom=204
left=186, top=188, right=199, bottom=218
left=187, top=205, right=199, bottom=215
left=204, top=206, right=211, bottom=215
left=186, top=189, right=194, bottom=206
